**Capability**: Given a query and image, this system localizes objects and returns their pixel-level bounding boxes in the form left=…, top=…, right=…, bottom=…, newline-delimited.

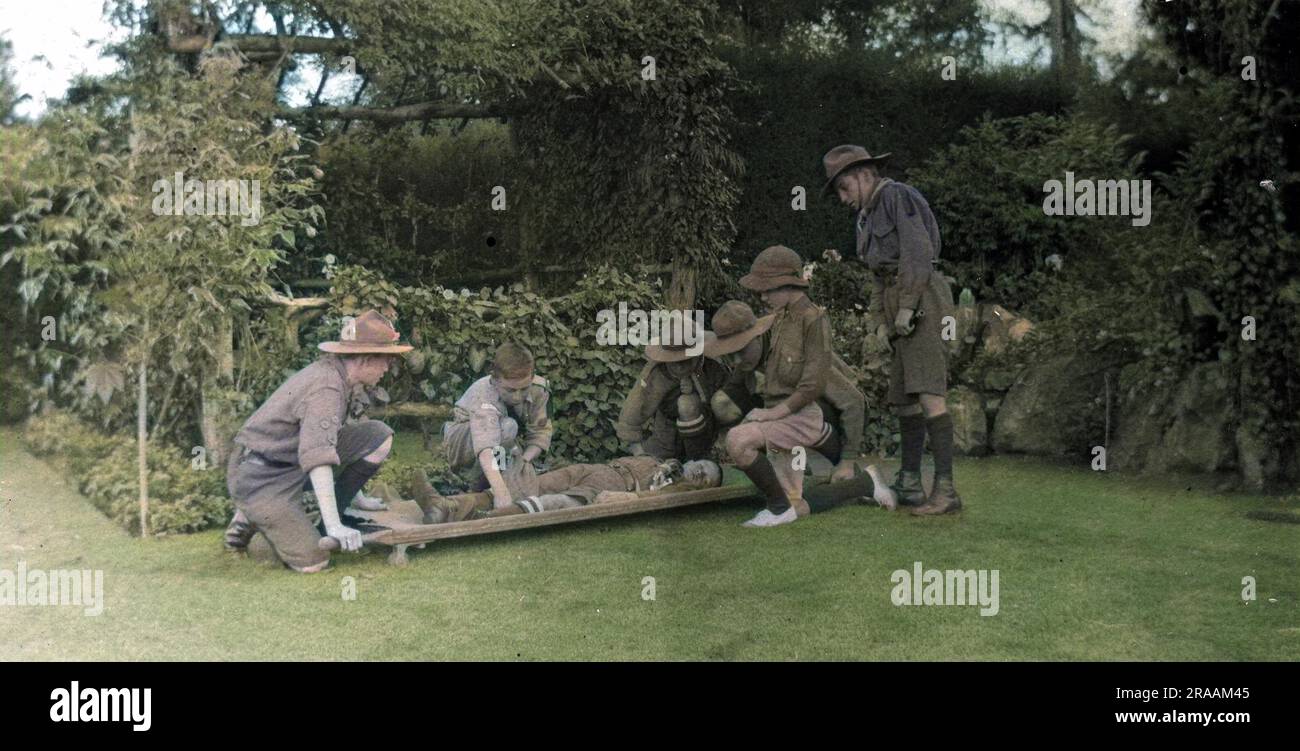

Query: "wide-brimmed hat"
left=703, top=301, right=775, bottom=358
left=319, top=310, right=413, bottom=355
left=645, top=316, right=715, bottom=363
left=739, top=245, right=808, bottom=292
left=821, top=144, right=892, bottom=196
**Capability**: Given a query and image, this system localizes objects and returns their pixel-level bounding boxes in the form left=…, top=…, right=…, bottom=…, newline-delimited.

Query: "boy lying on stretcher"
left=410, top=456, right=720, bottom=523
left=409, top=454, right=896, bottom=525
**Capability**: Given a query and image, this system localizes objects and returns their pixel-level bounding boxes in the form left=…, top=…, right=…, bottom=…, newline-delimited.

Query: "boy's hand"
left=324, top=523, right=362, bottom=552
left=894, top=308, right=916, bottom=337
left=831, top=460, right=856, bottom=482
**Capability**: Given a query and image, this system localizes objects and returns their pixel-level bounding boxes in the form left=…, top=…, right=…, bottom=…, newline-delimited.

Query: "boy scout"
left=725, top=246, right=835, bottom=527
left=705, top=300, right=865, bottom=480
left=442, top=342, right=553, bottom=509
left=822, top=144, right=961, bottom=515
left=615, top=322, right=730, bottom=461
left=222, top=310, right=411, bottom=572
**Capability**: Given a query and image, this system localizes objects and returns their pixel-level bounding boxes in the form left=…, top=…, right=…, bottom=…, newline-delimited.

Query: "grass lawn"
left=1, top=427, right=1296, bottom=661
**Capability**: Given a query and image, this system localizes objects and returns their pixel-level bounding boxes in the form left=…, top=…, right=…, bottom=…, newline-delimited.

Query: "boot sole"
left=911, top=501, right=963, bottom=516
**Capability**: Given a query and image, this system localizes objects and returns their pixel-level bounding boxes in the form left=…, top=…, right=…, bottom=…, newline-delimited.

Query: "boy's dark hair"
left=492, top=342, right=535, bottom=380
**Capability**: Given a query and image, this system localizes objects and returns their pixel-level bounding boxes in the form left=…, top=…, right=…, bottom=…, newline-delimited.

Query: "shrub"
left=22, top=410, right=230, bottom=536
left=909, top=113, right=1145, bottom=316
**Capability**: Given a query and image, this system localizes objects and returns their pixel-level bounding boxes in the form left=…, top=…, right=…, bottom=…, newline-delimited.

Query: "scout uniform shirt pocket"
left=865, top=214, right=898, bottom=268
left=774, top=352, right=806, bottom=392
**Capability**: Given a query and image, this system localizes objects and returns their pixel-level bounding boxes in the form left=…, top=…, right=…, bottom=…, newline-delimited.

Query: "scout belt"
left=238, top=445, right=295, bottom=469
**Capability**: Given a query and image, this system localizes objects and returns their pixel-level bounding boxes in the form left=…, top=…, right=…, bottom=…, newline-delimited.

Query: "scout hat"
left=739, top=245, right=809, bottom=292
left=703, top=300, right=775, bottom=358
left=821, top=144, right=892, bottom=196
left=318, top=310, right=413, bottom=355
left=645, top=315, right=715, bottom=363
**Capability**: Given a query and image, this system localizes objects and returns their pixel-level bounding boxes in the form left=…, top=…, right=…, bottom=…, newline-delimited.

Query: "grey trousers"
left=226, top=419, right=392, bottom=571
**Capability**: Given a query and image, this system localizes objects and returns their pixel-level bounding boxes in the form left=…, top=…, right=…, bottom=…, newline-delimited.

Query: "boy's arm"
left=311, top=465, right=361, bottom=551
left=477, top=447, right=514, bottom=507
left=464, top=385, right=513, bottom=504
left=615, top=362, right=660, bottom=449
left=825, top=357, right=866, bottom=458
left=521, top=384, right=553, bottom=459
left=892, top=188, right=937, bottom=313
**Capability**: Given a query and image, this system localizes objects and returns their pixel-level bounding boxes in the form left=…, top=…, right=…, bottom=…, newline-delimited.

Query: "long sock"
left=811, top=425, right=843, bottom=465
left=899, top=412, right=926, bottom=473
left=804, top=472, right=875, bottom=513
left=740, top=456, right=790, bottom=514
left=927, top=413, right=955, bottom=479
left=333, top=459, right=382, bottom=517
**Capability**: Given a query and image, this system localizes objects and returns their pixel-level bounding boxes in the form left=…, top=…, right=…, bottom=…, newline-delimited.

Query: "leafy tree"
left=3, top=49, right=321, bottom=532
left=1138, top=0, right=1299, bottom=483
left=0, top=34, right=22, bottom=124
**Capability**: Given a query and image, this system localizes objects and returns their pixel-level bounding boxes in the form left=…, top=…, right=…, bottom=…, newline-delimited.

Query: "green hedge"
left=311, top=124, right=519, bottom=288
left=22, top=410, right=231, bottom=536
left=327, top=264, right=659, bottom=465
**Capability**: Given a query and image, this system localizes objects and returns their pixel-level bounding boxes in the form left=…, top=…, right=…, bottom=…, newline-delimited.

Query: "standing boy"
left=822, top=144, right=961, bottom=515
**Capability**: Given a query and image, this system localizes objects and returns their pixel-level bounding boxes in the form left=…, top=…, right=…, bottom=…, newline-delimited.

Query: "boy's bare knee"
left=364, top=436, right=393, bottom=463
left=919, top=394, right=947, bottom=417
left=726, top=432, right=759, bottom=467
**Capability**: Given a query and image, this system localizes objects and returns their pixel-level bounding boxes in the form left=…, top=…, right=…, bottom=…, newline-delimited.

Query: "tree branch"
left=168, top=32, right=353, bottom=56
left=278, top=100, right=511, bottom=123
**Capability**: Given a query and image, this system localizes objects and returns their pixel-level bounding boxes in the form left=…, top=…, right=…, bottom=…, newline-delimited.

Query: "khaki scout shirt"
left=452, top=374, right=553, bottom=456
left=233, top=355, right=352, bottom=471
left=821, top=354, right=866, bottom=457
left=615, top=358, right=729, bottom=444
left=541, top=455, right=665, bottom=503
left=759, top=295, right=832, bottom=412
left=855, top=179, right=942, bottom=313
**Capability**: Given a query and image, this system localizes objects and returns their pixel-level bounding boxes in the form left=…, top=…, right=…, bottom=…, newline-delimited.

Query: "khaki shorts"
left=882, top=271, right=954, bottom=405
left=226, top=419, right=392, bottom=571
left=725, top=402, right=825, bottom=459
left=442, top=417, right=519, bottom=471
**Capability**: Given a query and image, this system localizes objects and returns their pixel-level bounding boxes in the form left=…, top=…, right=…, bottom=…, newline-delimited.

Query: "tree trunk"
left=137, top=359, right=149, bottom=538
left=200, top=316, right=237, bottom=468
left=1048, top=0, right=1082, bottom=88
left=666, top=256, right=697, bottom=310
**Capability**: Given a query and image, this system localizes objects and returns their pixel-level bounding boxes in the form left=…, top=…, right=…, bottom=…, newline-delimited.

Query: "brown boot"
left=410, top=470, right=446, bottom=524
left=911, top=476, right=963, bottom=516
left=890, top=470, right=927, bottom=507
left=223, top=509, right=256, bottom=551
left=443, top=491, right=493, bottom=522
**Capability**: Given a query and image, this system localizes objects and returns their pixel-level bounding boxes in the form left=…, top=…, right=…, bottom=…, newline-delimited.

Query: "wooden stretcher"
left=332, top=467, right=765, bottom=566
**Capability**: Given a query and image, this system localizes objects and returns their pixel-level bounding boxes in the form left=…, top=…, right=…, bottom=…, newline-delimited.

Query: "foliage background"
left=2, top=0, right=1297, bottom=536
